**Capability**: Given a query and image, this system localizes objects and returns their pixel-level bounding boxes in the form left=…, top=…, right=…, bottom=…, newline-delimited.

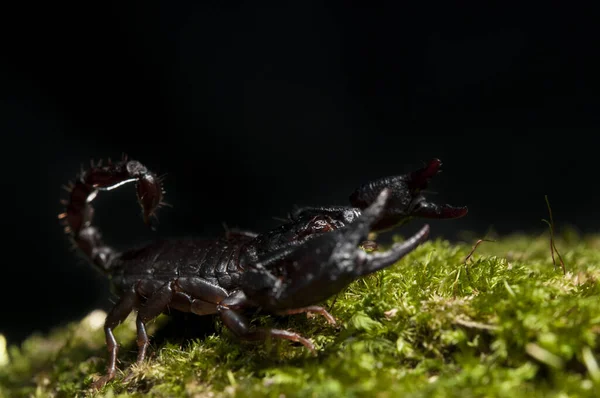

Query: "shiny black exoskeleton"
left=59, top=156, right=467, bottom=388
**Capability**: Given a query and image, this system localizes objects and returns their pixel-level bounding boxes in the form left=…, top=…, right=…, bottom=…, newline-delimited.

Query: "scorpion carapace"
left=60, top=157, right=467, bottom=388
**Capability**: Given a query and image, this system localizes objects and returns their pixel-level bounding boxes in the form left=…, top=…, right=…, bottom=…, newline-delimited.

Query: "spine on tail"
left=59, top=156, right=165, bottom=272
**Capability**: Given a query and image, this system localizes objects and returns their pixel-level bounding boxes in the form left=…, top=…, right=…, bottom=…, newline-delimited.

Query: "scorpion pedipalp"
left=349, top=158, right=468, bottom=230
left=239, top=189, right=430, bottom=312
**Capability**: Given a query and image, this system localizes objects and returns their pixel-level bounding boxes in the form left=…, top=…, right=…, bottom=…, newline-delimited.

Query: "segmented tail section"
left=59, top=155, right=166, bottom=272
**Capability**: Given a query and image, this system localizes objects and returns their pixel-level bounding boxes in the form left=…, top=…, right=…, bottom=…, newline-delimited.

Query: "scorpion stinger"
left=60, top=158, right=164, bottom=272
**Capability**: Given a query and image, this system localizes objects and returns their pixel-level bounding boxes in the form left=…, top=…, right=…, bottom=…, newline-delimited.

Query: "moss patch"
left=2, top=231, right=600, bottom=397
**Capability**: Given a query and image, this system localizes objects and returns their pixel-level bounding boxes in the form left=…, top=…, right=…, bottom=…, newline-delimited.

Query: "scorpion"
left=59, top=156, right=467, bottom=388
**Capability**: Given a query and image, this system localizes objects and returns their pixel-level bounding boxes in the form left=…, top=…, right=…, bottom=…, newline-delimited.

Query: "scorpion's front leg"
left=169, top=278, right=320, bottom=353
left=217, top=291, right=318, bottom=354
left=274, top=306, right=337, bottom=325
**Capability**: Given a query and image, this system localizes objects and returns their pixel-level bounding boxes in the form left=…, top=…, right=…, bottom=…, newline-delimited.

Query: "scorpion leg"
left=173, top=279, right=315, bottom=352
left=275, top=306, right=337, bottom=325
left=135, top=282, right=174, bottom=363
left=93, top=288, right=139, bottom=389
left=218, top=291, right=316, bottom=354
left=135, top=317, right=149, bottom=363
left=175, top=277, right=228, bottom=316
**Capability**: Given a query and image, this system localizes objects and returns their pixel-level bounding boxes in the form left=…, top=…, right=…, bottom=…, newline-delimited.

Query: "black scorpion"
left=59, top=156, right=467, bottom=388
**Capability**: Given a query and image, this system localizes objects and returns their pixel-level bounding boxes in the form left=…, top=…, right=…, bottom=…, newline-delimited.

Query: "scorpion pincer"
left=59, top=156, right=467, bottom=388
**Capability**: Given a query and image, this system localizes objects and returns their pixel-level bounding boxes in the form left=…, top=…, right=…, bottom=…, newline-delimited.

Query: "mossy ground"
left=2, top=230, right=600, bottom=397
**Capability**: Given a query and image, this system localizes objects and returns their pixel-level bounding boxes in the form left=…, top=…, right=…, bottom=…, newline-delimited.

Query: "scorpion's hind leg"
left=217, top=291, right=317, bottom=354
left=92, top=288, right=139, bottom=390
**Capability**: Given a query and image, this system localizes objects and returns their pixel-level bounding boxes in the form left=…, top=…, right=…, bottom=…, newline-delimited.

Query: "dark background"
left=1, top=3, right=598, bottom=344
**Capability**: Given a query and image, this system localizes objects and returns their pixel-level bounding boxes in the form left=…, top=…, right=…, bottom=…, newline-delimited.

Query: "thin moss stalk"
left=2, top=231, right=600, bottom=397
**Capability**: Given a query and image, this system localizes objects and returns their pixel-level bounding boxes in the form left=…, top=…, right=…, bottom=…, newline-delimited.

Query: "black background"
left=1, top=3, right=598, bottom=344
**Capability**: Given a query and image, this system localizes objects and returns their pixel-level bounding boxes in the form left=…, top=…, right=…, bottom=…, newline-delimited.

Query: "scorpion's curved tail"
left=59, top=155, right=165, bottom=272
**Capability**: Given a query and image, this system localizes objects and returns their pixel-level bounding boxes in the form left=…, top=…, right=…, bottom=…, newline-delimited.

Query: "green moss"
left=3, top=231, right=600, bottom=397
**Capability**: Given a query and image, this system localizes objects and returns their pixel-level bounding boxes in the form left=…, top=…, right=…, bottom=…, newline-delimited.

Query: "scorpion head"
left=241, top=189, right=431, bottom=311
left=349, top=158, right=467, bottom=230
left=241, top=160, right=466, bottom=313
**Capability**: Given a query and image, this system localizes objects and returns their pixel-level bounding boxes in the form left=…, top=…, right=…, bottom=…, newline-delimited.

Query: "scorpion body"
left=60, top=156, right=467, bottom=388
